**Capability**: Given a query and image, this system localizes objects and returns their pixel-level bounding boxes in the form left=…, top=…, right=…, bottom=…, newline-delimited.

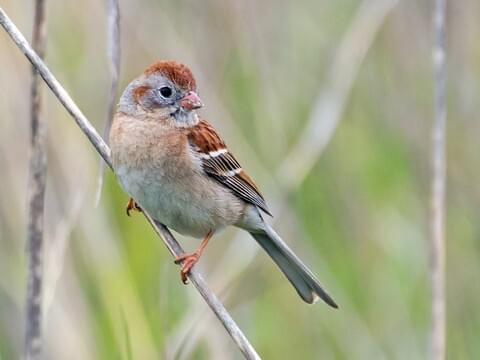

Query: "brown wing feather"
left=187, top=120, right=271, bottom=215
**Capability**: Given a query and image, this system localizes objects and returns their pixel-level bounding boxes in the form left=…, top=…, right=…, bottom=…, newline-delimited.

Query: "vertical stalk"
left=94, top=0, right=121, bottom=206
left=25, top=0, right=47, bottom=359
left=430, top=0, right=446, bottom=359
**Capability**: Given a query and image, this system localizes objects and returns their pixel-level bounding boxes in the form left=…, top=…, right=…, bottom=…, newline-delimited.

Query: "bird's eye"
left=159, top=86, right=173, bottom=98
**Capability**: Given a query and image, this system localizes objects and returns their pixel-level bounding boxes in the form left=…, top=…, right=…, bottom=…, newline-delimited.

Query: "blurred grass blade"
left=121, top=307, right=133, bottom=360
left=278, top=0, right=399, bottom=191
left=94, top=0, right=121, bottom=207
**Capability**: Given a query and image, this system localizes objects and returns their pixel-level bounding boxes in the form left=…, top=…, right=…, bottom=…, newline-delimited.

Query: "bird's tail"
left=250, top=224, right=338, bottom=308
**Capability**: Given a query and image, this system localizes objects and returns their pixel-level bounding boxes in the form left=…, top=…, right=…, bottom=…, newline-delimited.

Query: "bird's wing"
left=187, top=119, right=271, bottom=215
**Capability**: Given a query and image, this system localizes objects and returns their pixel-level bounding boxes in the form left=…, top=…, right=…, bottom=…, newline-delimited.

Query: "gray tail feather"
left=250, top=224, right=338, bottom=308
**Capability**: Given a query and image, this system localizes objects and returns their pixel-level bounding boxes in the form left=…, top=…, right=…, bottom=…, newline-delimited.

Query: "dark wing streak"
left=201, top=153, right=271, bottom=215
left=208, top=156, right=230, bottom=174
left=222, top=153, right=241, bottom=169
left=207, top=153, right=241, bottom=175
left=217, top=175, right=271, bottom=215
left=213, top=175, right=259, bottom=206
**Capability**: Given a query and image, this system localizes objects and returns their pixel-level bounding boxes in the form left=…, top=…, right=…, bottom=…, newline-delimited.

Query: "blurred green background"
left=1, top=0, right=479, bottom=359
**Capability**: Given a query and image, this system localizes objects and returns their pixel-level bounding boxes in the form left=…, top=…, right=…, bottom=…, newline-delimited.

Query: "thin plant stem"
left=430, top=0, right=447, bottom=358
left=25, top=0, right=47, bottom=359
left=94, top=0, right=121, bottom=206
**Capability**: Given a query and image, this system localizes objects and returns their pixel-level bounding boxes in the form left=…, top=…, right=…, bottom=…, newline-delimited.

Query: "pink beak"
left=179, top=91, right=203, bottom=111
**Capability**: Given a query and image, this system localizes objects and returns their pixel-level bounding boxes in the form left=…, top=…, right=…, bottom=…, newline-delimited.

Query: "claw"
left=174, top=252, right=200, bottom=284
left=125, top=198, right=141, bottom=216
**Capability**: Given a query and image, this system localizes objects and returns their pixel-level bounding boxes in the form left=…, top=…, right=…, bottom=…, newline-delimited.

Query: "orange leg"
left=125, top=198, right=141, bottom=216
left=174, top=230, right=213, bottom=284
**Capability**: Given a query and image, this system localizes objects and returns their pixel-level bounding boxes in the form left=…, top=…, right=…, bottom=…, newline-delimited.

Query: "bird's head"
left=119, top=60, right=203, bottom=126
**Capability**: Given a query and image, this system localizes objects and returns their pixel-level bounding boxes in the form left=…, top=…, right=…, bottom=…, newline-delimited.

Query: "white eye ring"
left=159, top=86, right=173, bottom=98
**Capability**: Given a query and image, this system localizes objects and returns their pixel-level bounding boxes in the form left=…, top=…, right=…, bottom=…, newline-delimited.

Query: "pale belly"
left=115, top=165, right=245, bottom=238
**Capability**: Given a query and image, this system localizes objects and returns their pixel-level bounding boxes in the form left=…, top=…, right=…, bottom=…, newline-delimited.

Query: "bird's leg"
left=174, top=230, right=213, bottom=284
left=125, top=198, right=141, bottom=216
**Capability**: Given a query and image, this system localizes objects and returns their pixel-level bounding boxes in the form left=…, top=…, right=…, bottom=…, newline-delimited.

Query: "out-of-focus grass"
left=1, top=0, right=480, bottom=359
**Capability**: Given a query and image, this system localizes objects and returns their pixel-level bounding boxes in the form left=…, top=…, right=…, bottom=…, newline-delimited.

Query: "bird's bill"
left=179, top=91, right=203, bottom=111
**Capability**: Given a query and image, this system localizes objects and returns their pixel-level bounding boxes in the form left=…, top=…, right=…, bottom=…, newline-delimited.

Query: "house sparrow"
left=109, top=60, right=337, bottom=307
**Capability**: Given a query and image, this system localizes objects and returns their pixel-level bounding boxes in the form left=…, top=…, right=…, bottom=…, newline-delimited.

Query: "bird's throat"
left=172, top=109, right=199, bottom=127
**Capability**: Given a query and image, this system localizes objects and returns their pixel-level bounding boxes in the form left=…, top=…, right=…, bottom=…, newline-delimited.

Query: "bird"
left=109, top=60, right=338, bottom=308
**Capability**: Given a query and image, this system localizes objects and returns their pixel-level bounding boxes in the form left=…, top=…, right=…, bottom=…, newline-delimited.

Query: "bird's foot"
left=173, top=231, right=212, bottom=284
left=174, top=252, right=200, bottom=284
left=125, top=198, right=141, bottom=216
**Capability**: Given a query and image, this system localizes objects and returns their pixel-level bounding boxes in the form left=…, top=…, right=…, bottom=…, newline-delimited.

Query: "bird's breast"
left=109, top=114, right=244, bottom=237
